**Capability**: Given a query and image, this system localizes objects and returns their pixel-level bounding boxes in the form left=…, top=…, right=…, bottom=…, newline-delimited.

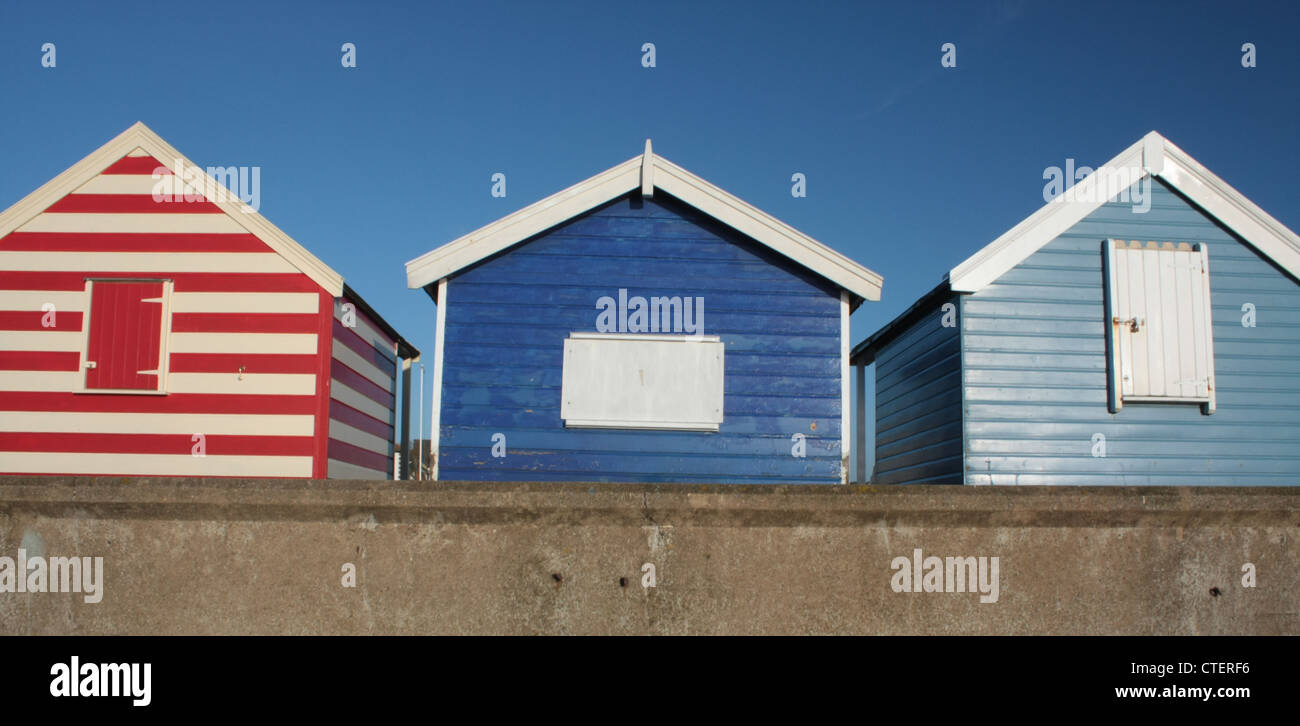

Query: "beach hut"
left=406, top=142, right=882, bottom=483
left=0, top=122, right=418, bottom=479
left=854, top=132, right=1300, bottom=485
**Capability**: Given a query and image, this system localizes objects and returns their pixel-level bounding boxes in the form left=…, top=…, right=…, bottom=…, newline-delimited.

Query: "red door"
left=85, top=281, right=165, bottom=391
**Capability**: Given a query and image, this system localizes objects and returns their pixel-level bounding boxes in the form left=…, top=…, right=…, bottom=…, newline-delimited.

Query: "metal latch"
left=1113, top=316, right=1143, bottom=333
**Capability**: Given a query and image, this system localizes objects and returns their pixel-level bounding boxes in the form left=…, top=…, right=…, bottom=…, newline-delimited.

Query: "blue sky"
left=3, top=0, right=1298, bottom=460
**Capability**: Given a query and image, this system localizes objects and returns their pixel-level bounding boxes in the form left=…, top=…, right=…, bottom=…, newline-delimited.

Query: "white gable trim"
left=404, top=143, right=883, bottom=301
left=948, top=131, right=1300, bottom=293
left=0, top=122, right=344, bottom=296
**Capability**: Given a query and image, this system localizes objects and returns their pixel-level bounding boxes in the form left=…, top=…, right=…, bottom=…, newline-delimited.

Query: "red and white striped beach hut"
left=0, top=122, right=417, bottom=479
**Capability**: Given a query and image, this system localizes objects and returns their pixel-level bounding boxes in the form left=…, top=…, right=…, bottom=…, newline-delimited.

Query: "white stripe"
left=331, top=339, right=394, bottom=392
left=329, top=419, right=388, bottom=456
left=327, top=458, right=387, bottom=480
left=0, top=411, right=315, bottom=436
left=18, top=213, right=246, bottom=234
left=0, top=451, right=312, bottom=477
left=0, top=250, right=293, bottom=273
left=0, top=371, right=78, bottom=391
left=75, top=174, right=206, bottom=196
left=169, top=372, right=316, bottom=396
left=0, top=331, right=83, bottom=352
left=0, top=290, right=87, bottom=312
left=335, top=299, right=396, bottom=361
left=169, top=332, right=317, bottom=355
left=330, top=381, right=392, bottom=423
left=171, top=292, right=318, bottom=314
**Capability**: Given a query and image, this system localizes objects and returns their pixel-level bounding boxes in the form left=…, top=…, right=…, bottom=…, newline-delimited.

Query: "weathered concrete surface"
left=0, top=478, right=1296, bottom=635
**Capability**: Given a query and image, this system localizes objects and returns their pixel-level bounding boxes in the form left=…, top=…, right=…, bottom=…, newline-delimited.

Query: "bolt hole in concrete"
left=552, top=573, right=562, bottom=584
left=1210, top=587, right=1221, bottom=597
left=619, top=577, right=628, bottom=588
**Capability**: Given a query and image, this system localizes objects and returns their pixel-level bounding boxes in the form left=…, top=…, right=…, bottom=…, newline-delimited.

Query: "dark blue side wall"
left=961, top=180, right=1300, bottom=485
left=438, top=193, right=845, bottom=483
left=871, top=295, right=963, bottom=484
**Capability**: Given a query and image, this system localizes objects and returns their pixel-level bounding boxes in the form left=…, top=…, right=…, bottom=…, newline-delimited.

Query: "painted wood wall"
left=327, top=294, right=398, bottom=479
left=0, top=149, right=333, bottom=477
left=959, top=180, right=1300, bottom=485
left=871, top=298, right=963, bottom=484
left=437, top=193, right=845, bottom=483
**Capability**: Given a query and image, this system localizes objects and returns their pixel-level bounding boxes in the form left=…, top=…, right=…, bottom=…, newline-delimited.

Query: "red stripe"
left=333, top=319, right=397, bottom=372
left=0, top=272, right=320, bottom=293
left=0, top=432, right=313, bottom=456
left=340, top=295, right=395, bottom=347
left=329, top=399, right=392, bottom=439
left=313, top=291, right=333, bottom=479
left=331, top=359, right=394, bottom=407
left=327, top=438, right=389, bottom=471
left=45, top=194, right=222, bottom=214
left=0, top=391, right=317, bottom=415
left=0, top=232, right=271, bottom=252
left=0, top=310, right=82, bottom=331
left=102, top=156, right=171, bottom=175
left=172, top=312, right=318, bottom=334
left=0, top=351, right=80, bottom=371
left=169, top=353, right=318, bottom=374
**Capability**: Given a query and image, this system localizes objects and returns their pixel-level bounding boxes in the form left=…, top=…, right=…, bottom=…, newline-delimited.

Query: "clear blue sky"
left=3, top=0, right=1297, bottom=459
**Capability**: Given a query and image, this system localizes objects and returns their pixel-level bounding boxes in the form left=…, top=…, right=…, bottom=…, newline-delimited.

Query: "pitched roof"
left=853, top=131, right=1300, bottom=366
left=404, top=141, right=883, bottom=302
left=0, top=121, right=346, bottom=296
left=948, top=131, right=1300, bottom=293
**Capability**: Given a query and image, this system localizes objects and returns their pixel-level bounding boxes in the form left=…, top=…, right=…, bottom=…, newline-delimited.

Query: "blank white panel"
left=561, top=333, right=724, bottom=431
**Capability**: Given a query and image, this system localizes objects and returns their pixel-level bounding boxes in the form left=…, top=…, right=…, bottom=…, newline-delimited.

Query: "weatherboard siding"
left=327, top=294, right=397, bottom=479
left=437, top=193, right=844, bottom=483
left=961, top=180, right=1300, bottom=485
left=871, top=296, right=963, bottom=484
left=0, top=149, right=325, bottom=478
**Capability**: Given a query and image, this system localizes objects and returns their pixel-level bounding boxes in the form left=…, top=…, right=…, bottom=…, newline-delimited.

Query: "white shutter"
left=1104, top=240, right=1216, bottom=413
left=560, top=333, right=725, bottom=430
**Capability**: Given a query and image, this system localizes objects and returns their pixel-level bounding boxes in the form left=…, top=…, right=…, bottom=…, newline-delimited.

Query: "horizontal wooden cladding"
left=333, top=319, right=396, bottom=370
left=0, top=310, right=83, bottom=330
left=0, top=410, right=314, bottom=436
left=0, top=370, right=316, bottom=395
left=0, top=232, right=271, bottom=253
left=960, top=183, right=1300, bottom=486
left=168, top=353, right=317, bottom=375
left=45, top=194, right=223, bottom=214
left=330, top=360, right=394, bottom=407
left=169, top=333, right=318, bottom=355
left=335, top=296, right=394, bottom=349
left=327, top=458, right=388, bottom=479
left=328, top=399, right=392, bottom=440
left=0, top=432, right=312, bottom=456
left=436, top=196, right=844, bottom=484
left=101, top=156, right=171, bottom=175
left=327, top=438, right=389, bottom=471
left=0, top=351, right=79, bottom=371
left=0, top=391, right=317, bottom=415
left=171, top=312, right=318, bottom=334
left=17, top=214, right=248, bottom=235
left=0, top=251, right=295, bottom=272
left=871, top=297, right=963, bottom=486
left=0, top=272, right=321, bottom=293
left=437, top=447, right=841, bottom=484
left=0, top=451, right=313, bottom=477
left=1, top=329, right=317, bottom=356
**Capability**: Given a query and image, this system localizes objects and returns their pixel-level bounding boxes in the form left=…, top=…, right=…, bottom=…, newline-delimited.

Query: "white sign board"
left=560, top=333, right=724, bottom=431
